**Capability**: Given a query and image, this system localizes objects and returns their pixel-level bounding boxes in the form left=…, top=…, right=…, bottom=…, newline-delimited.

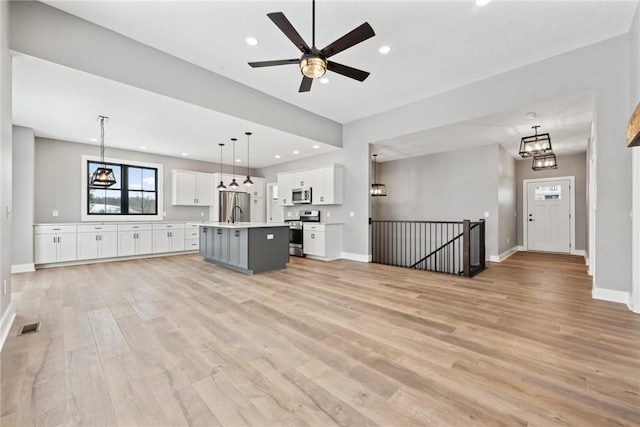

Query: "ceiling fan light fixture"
left=300, top=55, right=327, bottom=79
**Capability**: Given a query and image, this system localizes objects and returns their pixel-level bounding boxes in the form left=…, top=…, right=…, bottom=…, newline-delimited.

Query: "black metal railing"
left=371, top=219, right=485, bottom=277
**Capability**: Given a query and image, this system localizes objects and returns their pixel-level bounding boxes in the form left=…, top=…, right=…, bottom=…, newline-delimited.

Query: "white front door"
left=527, top=179, right=571, bottom=253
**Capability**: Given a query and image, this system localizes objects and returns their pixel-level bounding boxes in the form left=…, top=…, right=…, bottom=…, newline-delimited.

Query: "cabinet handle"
left=217, top=229, right=222, bottom=234
left=95, top=235, right=98, bottom=241
left=53, top=236, right=56, bottom=243
left=95, top=227, right=102, bottom=230
left=133, top=226, right=139, bottom=229
left=311, top=233, right=315, bottom=239
left=52, top=228, right=61, bottom=231
left=57, top=237, right=61, bottom=243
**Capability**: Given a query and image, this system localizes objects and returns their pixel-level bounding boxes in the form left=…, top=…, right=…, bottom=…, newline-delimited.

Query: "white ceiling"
left=12, top=1, right=638, bottom=166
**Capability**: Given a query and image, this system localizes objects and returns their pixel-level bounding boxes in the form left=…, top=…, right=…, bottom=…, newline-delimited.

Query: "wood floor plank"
left=2, top=252, right=639, bottom=426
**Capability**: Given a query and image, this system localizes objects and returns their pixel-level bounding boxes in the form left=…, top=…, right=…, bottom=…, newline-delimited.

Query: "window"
left=534, top=185, right=561, bottom=200
left=82, top=155, right=164, bottom=221
left=88, top=161, right=158, bottom=215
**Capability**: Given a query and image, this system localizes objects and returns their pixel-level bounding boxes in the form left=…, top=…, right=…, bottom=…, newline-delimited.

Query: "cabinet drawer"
left=77, top=224, right=118, bottom=233
left=35, top=225, right=77, bottom=234
left=185, top=223, right=201, bottom=229
left=152, top=223, right=185, bottom=231
left=185, top=239, right=200, bottom=249
left=117, top=223, right=152, bottom=232
left=303, top=224, right=325, bottom=232
left=186, top=230, right=199, bottom=239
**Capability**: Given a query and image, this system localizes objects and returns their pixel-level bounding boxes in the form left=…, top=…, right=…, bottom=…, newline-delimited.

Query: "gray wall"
left=34, top=137, right=241, bottom=223
left=0, top=0, right=12, bottom=319
left=498, top=145, right=517, bottom=254
left=370, top=144, right=500, bottom=258
left=516, top=152, right=587, bottom=250
left=12, top=126, right=34, bottom=267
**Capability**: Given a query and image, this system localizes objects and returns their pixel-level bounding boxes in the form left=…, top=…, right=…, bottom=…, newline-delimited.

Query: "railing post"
left=463, top=219, right=470, bottom=277
left=478, top=218, right=486, bottom=270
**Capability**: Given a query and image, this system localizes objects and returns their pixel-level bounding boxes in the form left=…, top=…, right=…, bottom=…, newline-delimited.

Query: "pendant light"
left=243, top=132, right=254, bottom=186
left=532, top=153, right=558, bottom=171
left=519, top=125, right=553, bottom=158
left=216, top=143, right=226, bottom=189
left=89, top=115, right=117, bottom=187
left=229, top=138, right=239, bottom=188
left=370, top=153, right=386, bottom=197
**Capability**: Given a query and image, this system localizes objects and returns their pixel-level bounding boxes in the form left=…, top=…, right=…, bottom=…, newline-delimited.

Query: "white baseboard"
left=517, top=245, right=526, bottom=251
left=11, top=263, right=35, bottom=274
left=488, top=246, right=519, bottom=263
left=571, top=249, right=585, bottom=257
left=341, top=252, right=371, bottom=263
left=34, top=250, right=199, bottom=269
left=592, top=286, right=631, bottom=309
left=0, top=302, right=16, bottom=352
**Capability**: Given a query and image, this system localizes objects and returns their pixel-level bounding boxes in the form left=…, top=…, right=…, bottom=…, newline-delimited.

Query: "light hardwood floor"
left=1, top=252, right=639, bottom=426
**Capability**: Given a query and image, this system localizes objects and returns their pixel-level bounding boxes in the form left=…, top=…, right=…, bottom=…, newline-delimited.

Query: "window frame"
left=81, top=155, right=164, bottom=222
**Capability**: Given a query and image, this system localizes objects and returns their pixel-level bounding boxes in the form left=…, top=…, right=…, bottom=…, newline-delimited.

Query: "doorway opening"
left=523, top=176, right=576, bottom=254
left=267, top=183, right=284, bottom=223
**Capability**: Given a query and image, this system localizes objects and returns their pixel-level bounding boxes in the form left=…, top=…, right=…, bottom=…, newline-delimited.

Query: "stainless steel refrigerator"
left=219, top=191, right=251, bottom=223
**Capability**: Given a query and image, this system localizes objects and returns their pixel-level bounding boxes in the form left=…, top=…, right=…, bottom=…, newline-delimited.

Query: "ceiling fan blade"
left=327, top=61, right=370, bottom=82
left=299, top=76, right=313, bottom=92
left=248, top=59, right=299, bottom=68
left=320, top=22, right=375, bottom=58
left=267, top=12, right=311, bottom=53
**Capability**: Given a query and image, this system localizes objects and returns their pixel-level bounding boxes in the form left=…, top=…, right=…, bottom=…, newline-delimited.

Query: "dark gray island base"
left=199, top=223, right=290, bottom=274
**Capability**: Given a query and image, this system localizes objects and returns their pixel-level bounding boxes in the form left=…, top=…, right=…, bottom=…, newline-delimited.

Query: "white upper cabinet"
left=311, top=164, right=343, bottom=205
left=171, top=170, right=215, bottom=206
left=246, top=176, right=266, bottom=199
left=277, top=174, right=294, bottom=206
left=277, top=164, right=343, bottom=206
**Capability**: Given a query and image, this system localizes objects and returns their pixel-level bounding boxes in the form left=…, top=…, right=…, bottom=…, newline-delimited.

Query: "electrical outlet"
left=326, top=211, right=331, bottom=218
left=484, top=211, right=490, bottom=218
left=200, top=211, right=204, bottom=217
left=349, top=211, right=355, bottom=218
left=163, top=211, right=167, bottom=217
left=52, top=210, right=59, bottom=217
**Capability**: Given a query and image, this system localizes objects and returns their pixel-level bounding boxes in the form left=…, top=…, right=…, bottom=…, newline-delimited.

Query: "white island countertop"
left=199, top=222, right=289, bottom=229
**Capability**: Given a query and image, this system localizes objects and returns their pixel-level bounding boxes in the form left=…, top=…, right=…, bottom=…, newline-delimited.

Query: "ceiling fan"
left=248, top=0, right=375, bottom=93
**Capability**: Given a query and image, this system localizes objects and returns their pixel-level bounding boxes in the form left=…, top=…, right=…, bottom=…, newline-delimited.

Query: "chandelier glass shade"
left=532, top=153, right=558, bottom=171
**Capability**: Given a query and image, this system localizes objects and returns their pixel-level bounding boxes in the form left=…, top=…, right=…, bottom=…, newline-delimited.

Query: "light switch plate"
left=52, top=210, right=59, bottom=217
left=484, top=211, right=489, bottom=218
left=326, top=211, right=331, bottom=218
left=267, top=234, right=274, bottom=240
left=349, top=211, right=355, bottom=218
left=287, top=212, right=292, bottom=217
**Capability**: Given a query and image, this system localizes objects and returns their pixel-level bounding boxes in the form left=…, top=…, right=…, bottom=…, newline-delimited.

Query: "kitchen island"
left=199, top=222, right=289, bottom=275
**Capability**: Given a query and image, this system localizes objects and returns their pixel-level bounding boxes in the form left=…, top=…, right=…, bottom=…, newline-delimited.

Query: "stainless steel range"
left=285, top=210, right=320, bottom=257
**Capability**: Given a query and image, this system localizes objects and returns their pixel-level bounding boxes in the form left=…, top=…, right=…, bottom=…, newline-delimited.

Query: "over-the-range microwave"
left=292, top=187, right=312, bottom=204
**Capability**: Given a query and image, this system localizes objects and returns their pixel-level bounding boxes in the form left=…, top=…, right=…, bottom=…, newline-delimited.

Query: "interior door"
left=527, top=180, right=571, bottom=253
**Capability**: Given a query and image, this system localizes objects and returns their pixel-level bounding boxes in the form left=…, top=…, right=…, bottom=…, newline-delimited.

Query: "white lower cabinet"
left=117, top=224, right=152, bottom=256
left=34, top=225, right=77, bottom=264
left=77, top=224, right=118, bottom=260
left=185, top=223, right=200, bottom=250
left=152, top=223, right=186, bottom=253
left=303, top=223, right=342, bottom=260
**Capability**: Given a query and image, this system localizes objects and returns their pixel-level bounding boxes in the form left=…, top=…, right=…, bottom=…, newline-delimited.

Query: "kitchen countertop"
left=199, top=222, right=289, bottom=229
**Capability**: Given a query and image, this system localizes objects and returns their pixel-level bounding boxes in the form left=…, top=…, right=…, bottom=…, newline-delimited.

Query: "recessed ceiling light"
left=293, top=150, right=300, bottom=154
left=181, top=153, right=188, bottom=156
left=275, top=154, right=281, bottom=159
left=313, top=145, right=320, bottom=149
left=140, top=146, right=147, bottom=150
left=320, top=77, right=329, bottom=84
left=90, top=138, right=98, bottom=142
left=246, top=37, right=258, bottom=46
left=379, top=45, right=391, bottom=55
left=476, top=0, right=490, bottom=6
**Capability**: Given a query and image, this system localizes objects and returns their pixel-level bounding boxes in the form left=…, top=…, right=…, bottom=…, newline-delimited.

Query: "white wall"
left=498, top=145, right=517, bottom=255
left=12, top=126, right=34, bottom=269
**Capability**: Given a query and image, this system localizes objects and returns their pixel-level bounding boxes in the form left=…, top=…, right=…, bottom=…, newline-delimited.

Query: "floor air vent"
left=19, top=322, right=41, bottom=336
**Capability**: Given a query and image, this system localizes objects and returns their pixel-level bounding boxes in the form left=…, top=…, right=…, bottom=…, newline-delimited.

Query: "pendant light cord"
left=312, top=0, right=316, bottom=47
